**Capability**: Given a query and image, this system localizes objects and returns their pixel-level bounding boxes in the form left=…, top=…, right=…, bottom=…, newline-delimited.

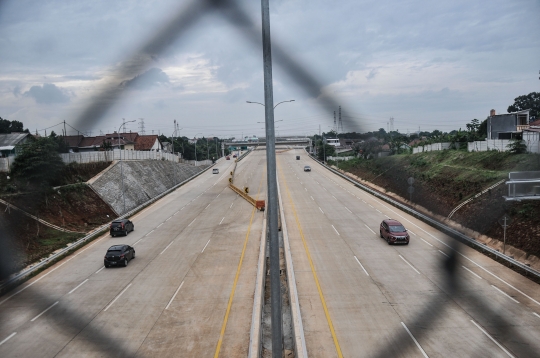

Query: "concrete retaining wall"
left=89, top=160, right=208, bottom=215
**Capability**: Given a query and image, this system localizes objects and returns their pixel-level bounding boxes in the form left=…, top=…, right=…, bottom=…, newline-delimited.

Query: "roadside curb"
left=248, top=210, right=267, bottom=358
left=0, top=162, right=216, bottom=295
left=277, top=172, right=308, bottom=358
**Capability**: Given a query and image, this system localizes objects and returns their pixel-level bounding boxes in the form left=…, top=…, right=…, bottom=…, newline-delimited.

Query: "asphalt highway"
left=278, top=149, right=540, bottom=358
left=0, top=150, right=267, bottom=357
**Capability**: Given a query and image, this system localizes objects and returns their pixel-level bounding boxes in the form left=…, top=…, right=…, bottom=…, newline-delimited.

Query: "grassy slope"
left=336, top=151, right=540, bottom=256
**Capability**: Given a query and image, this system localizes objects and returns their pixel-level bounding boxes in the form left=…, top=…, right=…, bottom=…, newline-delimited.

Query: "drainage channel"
left=261, top=228, right=295, bottom=357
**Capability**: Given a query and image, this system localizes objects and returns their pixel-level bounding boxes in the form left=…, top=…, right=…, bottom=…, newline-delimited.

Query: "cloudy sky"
left=0, top=0, right=539, bottom=138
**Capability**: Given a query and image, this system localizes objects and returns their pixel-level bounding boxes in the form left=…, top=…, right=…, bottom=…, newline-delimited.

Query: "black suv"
left=104, top=245, right=135, bottom=267
left=110, top=219, right=134, bottom=237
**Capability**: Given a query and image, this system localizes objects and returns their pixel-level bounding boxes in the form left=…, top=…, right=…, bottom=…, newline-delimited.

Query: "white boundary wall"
left=412, top=142, right=451, bottom=154
left=0, top=156, right=15, bottom=172
left=61, top=150, right=212, bottom=166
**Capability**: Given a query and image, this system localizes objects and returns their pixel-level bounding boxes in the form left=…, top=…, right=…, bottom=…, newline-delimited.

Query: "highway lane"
left=278, top=149, right=540, bottom=358
left=0, top=150, right=267, bottom=357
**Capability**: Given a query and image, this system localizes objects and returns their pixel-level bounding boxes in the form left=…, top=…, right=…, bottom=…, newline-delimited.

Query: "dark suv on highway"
left=380, top=219, right=410, bottom=245
left=104, top=245, right=135, bottom=267
left=110, top=219, right=134, bottom=237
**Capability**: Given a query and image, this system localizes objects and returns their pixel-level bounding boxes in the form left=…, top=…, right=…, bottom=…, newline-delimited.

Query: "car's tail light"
left=121, top=223, right=125, bottom=228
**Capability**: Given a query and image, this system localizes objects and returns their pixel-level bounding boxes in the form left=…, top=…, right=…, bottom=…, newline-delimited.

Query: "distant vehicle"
left=304, top=165, right=311, bottom=172
left=226, top=156, right=230, bottom=160
left=296, top=155, right=300, bottom=160
left=110, top=219, right=134, bottom=237
left=213, top=168, right=219, bottom=174
left=233, top=154, right=237, bottom=158
left=380, top=219, right=409, bottom=245
left=104, top=245, right=135, bottom=267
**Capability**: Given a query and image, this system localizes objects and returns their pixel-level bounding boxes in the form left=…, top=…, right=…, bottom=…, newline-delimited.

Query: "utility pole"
left=261, top=0, right=282, bottom=355
left=338, top=106, right=342, bottom=133
left=333, top=111, right=337, bottom=133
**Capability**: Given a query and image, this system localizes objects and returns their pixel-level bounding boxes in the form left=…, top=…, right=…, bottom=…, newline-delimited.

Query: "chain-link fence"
left=1, top=0, right=539, bottom=357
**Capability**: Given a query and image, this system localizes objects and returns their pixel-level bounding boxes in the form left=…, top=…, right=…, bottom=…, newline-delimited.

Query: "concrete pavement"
left=0, top=151, right=267, bottom=357
left=278, top=149, right=540, bottom=358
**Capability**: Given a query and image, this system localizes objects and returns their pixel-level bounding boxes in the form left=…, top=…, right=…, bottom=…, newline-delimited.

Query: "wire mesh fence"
left=0, top=0, right=539, bottom=357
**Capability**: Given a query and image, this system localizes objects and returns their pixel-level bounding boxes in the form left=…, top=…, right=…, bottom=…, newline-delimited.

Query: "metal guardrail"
left=307, top=151, right=540, bottom=280
left=0, top=162, right=215, bottom=294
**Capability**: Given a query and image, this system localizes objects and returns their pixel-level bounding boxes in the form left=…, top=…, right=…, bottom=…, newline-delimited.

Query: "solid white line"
left=201, top=240, right=211, bottom=253
left=401, top=322, right=429, bottom=358
left=462, top=266, right=482, bottom=279
left=0, top=332, right=16, bottom=346
left=319, top=207, right=324, bottom=214
left=345, top=207, right=352, bottom=213
left=332, top=225, right=340, bottom=236
left=95, top=267, right=105, bottom=274
left=68, top=279, right=89, bottom=294
left=364, top=224, right=376, bottom=235
left=160, top=241, right=174, bottom=255
left=133, top=238, right=143, bottom=246
left=354, top=256, right=369, bottom=276
left=156, top=223, right=164, bottom=228
left=166, top=281, right=184, bottom=310
left=399, top=255, right=420, bottom=274
left=420, top=238, right=433, bottom=246
left=438, top=250, right=449, bottom=257
left=104, top=284, right=132, bottom=312
left=310, top=196, right=314, bottom=200
left=230, top=202, right=234, bottom=208
left=145, top=229, right=155, bottom=237
left=188, top=218, right=196, bottom=227
left=533, top=312, right=540, bottom=319
left=30, top=301, right=59, bottom=322
left=470, top=320, right=515, bottom=357
left=375, top=209, right=381, bottom=213
left=408, top=230, right=417, bottom=236
left=165, top=217, right=171, bottom=222
left=491, top=285, right=519, bottom=303
left=219, top=217, right=225, bottom=225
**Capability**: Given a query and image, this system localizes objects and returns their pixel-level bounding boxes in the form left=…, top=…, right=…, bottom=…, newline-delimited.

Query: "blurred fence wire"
left=1, top=0, right=539, bottom=357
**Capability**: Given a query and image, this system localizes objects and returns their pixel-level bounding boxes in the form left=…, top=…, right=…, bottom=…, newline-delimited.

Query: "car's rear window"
left=389, top=225, right=406, bottom=232
left=107, top=250, right=121, bottom=254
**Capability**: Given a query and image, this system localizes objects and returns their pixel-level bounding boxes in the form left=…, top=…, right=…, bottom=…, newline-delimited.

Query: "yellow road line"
left=214, top=170, right=265, bottom=357
left=278, top=160, right=344, bottom=358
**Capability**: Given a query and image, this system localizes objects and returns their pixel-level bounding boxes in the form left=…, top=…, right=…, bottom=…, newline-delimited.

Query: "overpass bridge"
left=224, top=137, right=311, bottom=149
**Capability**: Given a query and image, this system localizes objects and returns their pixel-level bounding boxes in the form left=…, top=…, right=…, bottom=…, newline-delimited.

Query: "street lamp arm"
left=246, top=101, right=265, bottom=107
left=273, top=99, right=294, bottom=109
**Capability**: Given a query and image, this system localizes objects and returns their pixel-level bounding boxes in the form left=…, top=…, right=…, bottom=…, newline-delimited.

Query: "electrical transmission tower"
left=333, top=111, right=337, bottom=133
left=338, top=106, right=343, bottom=133
left=138, top=118, right=146, bottom=135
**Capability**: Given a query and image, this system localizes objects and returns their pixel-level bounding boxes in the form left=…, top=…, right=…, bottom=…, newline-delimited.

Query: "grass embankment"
left=333, top=150, right=540, bottom=256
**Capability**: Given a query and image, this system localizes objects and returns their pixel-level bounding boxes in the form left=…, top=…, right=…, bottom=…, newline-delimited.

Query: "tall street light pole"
left=262, top=1, right=284, bottom=354
left=118, top=118, right=136, bottom=214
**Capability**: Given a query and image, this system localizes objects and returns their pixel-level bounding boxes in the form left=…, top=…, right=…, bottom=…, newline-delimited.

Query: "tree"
left=355, top=139, right=380, bottom=159
left=0, top=117, right=26, bottom=133
left=316, top=140, right=336, bottom=161
left=507, top=139, right=527, bottom=154
left=10, top=137, right=65, bottom=187
left=507, top=92, right=540, bottom=121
